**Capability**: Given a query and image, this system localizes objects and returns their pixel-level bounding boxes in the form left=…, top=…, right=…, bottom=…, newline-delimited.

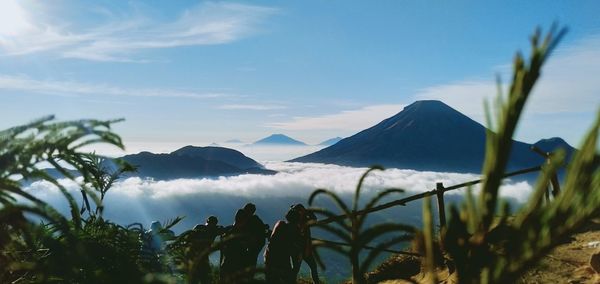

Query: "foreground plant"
left=0, top=116, right=173, bottom=283
left=420, top=25, right=600, bottom=283
left=308, top=166, right=415, bottom=284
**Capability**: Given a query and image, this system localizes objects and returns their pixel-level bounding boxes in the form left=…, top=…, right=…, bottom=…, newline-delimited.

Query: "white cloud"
left=413, top=35, right=600, bottom=118
left=0, top=1, right=277, bottom=62
left=267, top=104, right=406, bottom=131
left=0, top=0, right=34, bottom=37
left=22, top=162, right=534, bottom=229
left=218, top=104, right=287, bottom=110
left=0, top=74, right=231, bottom=99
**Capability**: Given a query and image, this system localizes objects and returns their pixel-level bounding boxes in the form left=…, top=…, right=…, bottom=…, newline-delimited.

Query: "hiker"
left=190, top=216, right=225, bottom=284
left=142, top=221, right=175, bottom=271
left=220, top=209, right=250, bottom=281
left=242, top=203, right=269, bottom=269
left=291, top=204, right=320, bottom=284
left=264, top=207, right=304, bottom=284
left=147, top=221, right=175, bottom=253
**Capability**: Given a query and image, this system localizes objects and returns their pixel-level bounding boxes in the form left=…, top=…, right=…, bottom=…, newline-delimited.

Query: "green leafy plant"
left=308, top=166, right=416, bottom=284
left=78, top=153, right=137, bottom=216
left=0, top=116, right=175, bottom=283
left=419, top=25, right=600, bottom=283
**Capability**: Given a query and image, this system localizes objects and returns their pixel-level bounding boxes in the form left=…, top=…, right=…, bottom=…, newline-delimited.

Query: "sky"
left=1, top=0, right=599, bottom=154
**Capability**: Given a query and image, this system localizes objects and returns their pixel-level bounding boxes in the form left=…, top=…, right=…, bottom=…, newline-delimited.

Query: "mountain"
left=121, top=146, right=276, bottom=180
left=291, top=100, right=546, bottom=173
left=172, top=146, right=263, bottom=170
left=533, top=137, right=577, bottom=162
left=319, top=137, right=343, bottom=146
left=252, top=134, right=307, bottom=146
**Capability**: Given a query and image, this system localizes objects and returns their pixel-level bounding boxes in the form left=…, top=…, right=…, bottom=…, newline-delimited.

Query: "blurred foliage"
left=418, top=25, right=600, bottom=283
left=308, top=166, right=415, bottom=284
left=0, top=116, right=176, bottom=283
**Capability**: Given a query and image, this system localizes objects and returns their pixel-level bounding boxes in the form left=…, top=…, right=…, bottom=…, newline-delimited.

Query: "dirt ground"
left=369, top=220, right=600, bottom=284
left=518, top=220, right=600, bottom=284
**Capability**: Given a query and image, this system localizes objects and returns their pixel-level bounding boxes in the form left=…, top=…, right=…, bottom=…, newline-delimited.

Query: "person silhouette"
left=220, top=209, right=250, bottom=281
left=264, top=206, right=303, bottom=284
left=190, top=216, right=225, bottom=284
left=242, top=203, right=269, bottom=269
left=291, top=204, right=320, bottom=284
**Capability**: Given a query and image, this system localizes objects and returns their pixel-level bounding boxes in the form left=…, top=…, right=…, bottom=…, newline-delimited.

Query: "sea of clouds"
left=20, top=161, right=537, bottom=279
left=22, top=161, right=534, bottom=232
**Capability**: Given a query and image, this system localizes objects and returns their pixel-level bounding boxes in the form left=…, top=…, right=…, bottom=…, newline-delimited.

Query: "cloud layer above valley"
left=23, top=162, right=534, bottom=230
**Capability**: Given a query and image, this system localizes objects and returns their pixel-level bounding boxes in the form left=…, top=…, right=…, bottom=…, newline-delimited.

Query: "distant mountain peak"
left=253, top=134, right=307, bottom=146
left=401, top=100, right=459, bottom=114
left=533, top=137, right=576, bottom=152
left=407, top=99, right=446, bottom=107
left=534, top=137, right=568, bottom=145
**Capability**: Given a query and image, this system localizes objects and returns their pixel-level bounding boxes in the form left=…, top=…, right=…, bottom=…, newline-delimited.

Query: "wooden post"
left=550, top=174, right=561, bottom=197
left=531, top=145, right=562, bottom=198
left=436, top=182, right=447, bottom=230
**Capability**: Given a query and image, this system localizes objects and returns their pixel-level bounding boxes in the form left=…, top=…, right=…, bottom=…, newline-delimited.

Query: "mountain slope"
left=291, top=100, right=545, bottom=173
left=319, top=137, right=343, bottom=146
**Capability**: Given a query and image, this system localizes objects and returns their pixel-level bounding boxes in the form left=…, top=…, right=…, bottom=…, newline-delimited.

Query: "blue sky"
left=1, top=0, right=599, bottom=153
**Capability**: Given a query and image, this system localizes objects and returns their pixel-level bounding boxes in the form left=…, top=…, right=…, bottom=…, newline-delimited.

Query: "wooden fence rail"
left=309, top=164, right=544, bottom=257
left=314, top=165, right=542, bottom=226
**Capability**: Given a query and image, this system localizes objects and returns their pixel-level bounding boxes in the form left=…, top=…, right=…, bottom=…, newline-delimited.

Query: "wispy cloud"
left=0, top=74, right=232, bottom=99
left=267, top=104, right=405, bottom=131
left=218, top=104, right=287, bottom=111
left=413, top=35, right=600, bottom=118
left=0, top=1, right=277, bottom=62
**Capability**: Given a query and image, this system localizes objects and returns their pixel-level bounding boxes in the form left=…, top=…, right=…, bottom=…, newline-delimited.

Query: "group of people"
left=143, top=203, right=320, bottom=284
